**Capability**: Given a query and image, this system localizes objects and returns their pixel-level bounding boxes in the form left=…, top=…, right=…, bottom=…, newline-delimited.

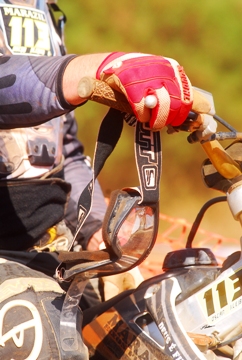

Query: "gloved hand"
left=187, top=114, right=217, bottom=142
left=189, top=89, right=217, bottom=141
left=101, top=267, right=144, bottom=301
left=167, top=88, right=217, bottom=142
left=96, top=52, right=193, bottom=130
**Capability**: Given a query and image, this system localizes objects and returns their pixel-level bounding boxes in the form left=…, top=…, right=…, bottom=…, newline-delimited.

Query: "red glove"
left=97, top=52, right=193, bottom=130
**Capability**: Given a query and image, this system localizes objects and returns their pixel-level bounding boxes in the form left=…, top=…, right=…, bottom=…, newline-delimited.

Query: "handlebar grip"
left=77, top=77, right=133, bottom=114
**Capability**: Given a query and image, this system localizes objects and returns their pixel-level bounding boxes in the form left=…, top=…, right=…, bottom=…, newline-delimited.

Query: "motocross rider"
left=0, top=0, right=108, bottom=306
left=0, top=1, right=208, bottom=358
left=0, top=1, right=108, bottom=357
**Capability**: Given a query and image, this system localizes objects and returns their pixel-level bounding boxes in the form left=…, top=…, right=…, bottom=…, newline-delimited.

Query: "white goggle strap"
left=135, top=121, right=161, bottom=205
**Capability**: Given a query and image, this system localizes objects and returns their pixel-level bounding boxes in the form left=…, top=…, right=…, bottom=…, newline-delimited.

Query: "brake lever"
left=187, top=113, right=242, bottom=143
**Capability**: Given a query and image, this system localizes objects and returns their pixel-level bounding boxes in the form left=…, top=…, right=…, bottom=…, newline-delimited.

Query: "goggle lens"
left=117, top=205, right=156, bottom=248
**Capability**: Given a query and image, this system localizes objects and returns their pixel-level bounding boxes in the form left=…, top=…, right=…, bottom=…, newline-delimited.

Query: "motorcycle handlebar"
left=77, top=77, right=242, bottom=180
left=77, top=77, right=133, bottom=114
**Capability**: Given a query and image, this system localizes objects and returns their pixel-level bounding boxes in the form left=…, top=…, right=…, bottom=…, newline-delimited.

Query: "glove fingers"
left=103, top=73, right=170, bottom=128
left=133, top=99, right=152, bottom=123
left=102, top=73, right=151, bottom=123
left=148, top=88, right=170, bottom=130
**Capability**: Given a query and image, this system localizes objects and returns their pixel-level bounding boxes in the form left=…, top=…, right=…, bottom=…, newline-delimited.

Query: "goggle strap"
left=135, top=122, right=162, bottom=204
left=71, top=109, right=124, bottom=248
left=71, top=109, right=161, bottom=249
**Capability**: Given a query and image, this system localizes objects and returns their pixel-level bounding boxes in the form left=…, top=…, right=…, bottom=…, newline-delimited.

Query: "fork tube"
left=201, top=140, right=242, bottom=179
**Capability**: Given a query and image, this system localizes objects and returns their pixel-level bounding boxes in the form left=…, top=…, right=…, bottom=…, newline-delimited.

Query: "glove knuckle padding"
left=97, top=52, right=193, bottom=130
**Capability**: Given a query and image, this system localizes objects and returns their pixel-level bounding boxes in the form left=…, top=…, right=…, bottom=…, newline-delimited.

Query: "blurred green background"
left=58, top=0, right=242, bottom=239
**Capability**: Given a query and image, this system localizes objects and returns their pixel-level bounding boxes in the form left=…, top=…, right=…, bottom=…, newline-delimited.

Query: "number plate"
left=177, top=259, right=242, bottom=335
left=0, top=4, right=54, bottom=56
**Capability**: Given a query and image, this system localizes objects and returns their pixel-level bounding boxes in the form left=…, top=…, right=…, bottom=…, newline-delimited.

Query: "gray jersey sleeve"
left=0, top=54, right=77, bottom=129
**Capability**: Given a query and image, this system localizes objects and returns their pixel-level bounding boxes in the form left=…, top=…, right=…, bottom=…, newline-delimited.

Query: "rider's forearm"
left=62, top=53, right=110, bottom=105
left=0, top=53, right=110, bottom=129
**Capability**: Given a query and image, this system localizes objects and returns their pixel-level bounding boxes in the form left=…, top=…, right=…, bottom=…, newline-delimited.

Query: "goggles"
left=56, top=108, right=161, bottom=282
left=102, top=187, right=159, bottom=259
